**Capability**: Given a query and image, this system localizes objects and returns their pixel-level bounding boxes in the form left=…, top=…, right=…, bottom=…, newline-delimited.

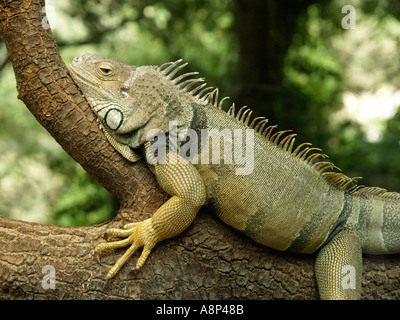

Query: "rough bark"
left=0, top=0, right=399, bottom=300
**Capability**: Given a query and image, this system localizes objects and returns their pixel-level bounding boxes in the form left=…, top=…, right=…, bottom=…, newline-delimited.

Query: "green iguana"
left=68, top=53, right=400, bottom=300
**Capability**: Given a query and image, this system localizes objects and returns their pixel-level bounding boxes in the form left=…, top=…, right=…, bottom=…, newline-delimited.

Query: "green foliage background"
left=0, top=0, right=400, bottom=225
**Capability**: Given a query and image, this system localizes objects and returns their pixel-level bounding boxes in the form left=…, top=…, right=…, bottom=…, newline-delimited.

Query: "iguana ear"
left=104, top=109, right=124, bottom=130
left=103, top=129, right=142, bottom=162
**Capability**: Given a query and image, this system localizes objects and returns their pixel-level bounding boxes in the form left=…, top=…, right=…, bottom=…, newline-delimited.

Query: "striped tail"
left=343, top=188, right=400, bottom=254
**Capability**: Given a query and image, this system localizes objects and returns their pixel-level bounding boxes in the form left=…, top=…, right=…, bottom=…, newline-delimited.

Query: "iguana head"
left=68, top=53, right=195, bottom=150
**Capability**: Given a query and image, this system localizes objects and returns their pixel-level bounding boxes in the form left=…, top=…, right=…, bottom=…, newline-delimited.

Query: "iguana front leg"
left=95, top=149, right=207, bottom=282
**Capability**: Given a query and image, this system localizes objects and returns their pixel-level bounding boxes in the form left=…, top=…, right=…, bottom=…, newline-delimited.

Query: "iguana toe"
left=94, top=219, right=158, bottom=281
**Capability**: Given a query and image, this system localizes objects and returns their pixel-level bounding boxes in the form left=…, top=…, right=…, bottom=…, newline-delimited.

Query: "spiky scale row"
left=351, top=186, right=400, bottom=200
left=322, top=173, right=361, bottom=190
left=159, top=59, right=219, bottom=104
left=157, top=59, right=400, bottom=200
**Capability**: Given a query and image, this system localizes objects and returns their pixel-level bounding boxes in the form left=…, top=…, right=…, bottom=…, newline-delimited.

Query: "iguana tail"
left=315, top=189, right=400, bottom=299
left=346, top=188, right=400, bottom=254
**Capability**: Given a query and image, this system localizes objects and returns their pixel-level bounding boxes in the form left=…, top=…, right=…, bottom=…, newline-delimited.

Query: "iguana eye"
left=105, top=109, right=123, bottom=130
left=100, top=67, right=111, bottom=74
left=99, top=64, right=113, bottom=76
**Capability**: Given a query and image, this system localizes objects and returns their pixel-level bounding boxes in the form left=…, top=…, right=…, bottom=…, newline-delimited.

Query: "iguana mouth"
left=68, top=57, right=116, bottom=101
left=69, top=64, right=102, bottom=94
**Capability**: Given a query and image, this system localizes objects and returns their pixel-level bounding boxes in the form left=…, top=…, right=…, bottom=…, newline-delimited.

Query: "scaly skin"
left=68, top=54, right=400, bottom=299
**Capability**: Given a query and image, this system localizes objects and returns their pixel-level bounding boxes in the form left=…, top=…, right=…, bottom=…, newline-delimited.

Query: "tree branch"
left=0, top=0, right=398, bottom=300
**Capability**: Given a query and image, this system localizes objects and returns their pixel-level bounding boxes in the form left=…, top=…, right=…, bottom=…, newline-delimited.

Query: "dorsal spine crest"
left=156, top=59, right=400, bottom=199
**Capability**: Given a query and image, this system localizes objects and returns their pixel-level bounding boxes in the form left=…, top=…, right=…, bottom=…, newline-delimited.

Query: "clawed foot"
left=95, top=219, right=158, bottom=283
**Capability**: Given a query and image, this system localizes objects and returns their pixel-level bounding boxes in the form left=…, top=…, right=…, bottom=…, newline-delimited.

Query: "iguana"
left=68, top=53, right=400, bottom=300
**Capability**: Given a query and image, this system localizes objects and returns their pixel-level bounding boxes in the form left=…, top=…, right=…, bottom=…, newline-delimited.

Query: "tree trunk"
left=232, top=0, right=325, bottom=132
left=0, top=0, right=398, bottom=300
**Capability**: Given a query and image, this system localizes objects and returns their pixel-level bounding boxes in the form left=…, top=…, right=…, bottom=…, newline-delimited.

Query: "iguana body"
left=68, top=54, right=400, bottom=299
